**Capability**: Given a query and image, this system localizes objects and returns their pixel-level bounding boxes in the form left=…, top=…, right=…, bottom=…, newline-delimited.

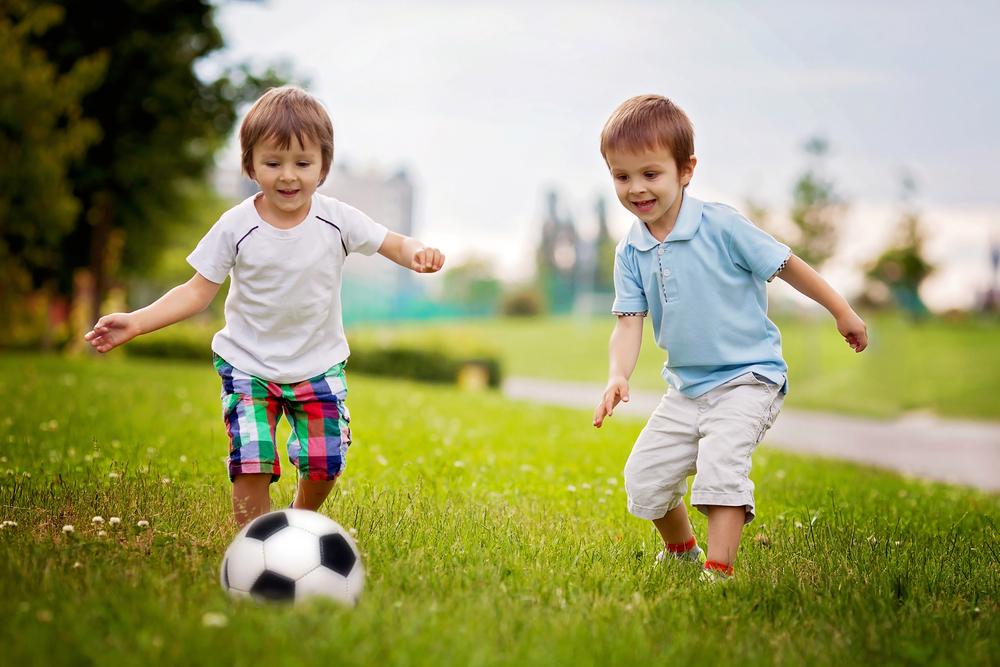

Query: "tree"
left=863, top=175, right=934, bottom=317
left=27, top=0, right=285, bottom=326
left=787, top=137, right=846, bottom=268
left=0, top=1, right=105, bottom=326
left=593, top=197, right=616, bottom=293
left=442, top=257, right=502, bottom=314
left=535, top=190, right=577, bottom=313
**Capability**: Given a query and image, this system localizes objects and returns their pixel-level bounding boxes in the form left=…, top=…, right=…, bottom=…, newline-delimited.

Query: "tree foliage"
left=0, top=1, right=105, bottom=314
left=25, top=0, right=286, bottom=323
left=787, top=137, right=846, bottom=268
left=863, top=176, right=934, bottom=316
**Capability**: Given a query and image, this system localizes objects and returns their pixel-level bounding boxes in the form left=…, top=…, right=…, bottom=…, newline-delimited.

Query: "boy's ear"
left=681, top=155, right=697, bottom=185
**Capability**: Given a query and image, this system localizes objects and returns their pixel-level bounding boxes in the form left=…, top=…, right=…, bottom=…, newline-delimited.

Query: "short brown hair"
left=600, top=95, right=694, bottom=174
left=240, top=86, right=334, bottom=184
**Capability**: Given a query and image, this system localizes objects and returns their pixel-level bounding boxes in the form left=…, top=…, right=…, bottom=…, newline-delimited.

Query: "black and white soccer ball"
left=220, top=509, right=364, bottom=605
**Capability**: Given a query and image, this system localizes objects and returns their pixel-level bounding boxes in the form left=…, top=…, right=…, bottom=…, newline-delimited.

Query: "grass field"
left=350, top=312, right=1000, bottom=421
left=0, top=353, right=997, bottom=666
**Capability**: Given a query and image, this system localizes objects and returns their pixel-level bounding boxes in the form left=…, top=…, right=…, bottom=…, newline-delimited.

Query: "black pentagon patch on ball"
left=319, top=533, right=357, bottom=576
left=245, top=512, right=290, bottom=541
left=250, top=571, right=296, bottom=601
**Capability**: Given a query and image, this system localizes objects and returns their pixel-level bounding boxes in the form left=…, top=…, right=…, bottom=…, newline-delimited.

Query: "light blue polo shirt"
left=612, top=193, right=790, bottom=398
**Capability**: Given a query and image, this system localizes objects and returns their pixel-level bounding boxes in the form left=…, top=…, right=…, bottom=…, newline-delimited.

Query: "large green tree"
left=0, top=1, right=105, bottom=319
left=28, top=0, right=283, bottom=325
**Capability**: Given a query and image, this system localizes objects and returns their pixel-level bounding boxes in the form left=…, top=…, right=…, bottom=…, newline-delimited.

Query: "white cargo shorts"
left=623, top=372, right=784, bottom=524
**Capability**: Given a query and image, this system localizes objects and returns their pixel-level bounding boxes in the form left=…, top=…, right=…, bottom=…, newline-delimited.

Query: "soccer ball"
left=220, top=509, right=364, bottom=605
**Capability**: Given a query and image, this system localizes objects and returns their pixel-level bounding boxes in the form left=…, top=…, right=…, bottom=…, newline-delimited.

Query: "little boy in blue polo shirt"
left=592, top=95, right=868, bottom=581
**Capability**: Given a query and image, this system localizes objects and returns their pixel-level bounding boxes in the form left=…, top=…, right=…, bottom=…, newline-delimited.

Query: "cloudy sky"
left=205, top=0, right=1000, bottom=308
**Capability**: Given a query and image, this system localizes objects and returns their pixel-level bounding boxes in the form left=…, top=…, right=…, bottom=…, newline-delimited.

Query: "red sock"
left=704, top=560, right=734, bottom=577
left=665, top=536, right=697, bottom=553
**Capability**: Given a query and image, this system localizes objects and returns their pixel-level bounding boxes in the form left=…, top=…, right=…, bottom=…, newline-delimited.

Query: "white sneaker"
left=655, top=545, right=705, bottom=566
left=699, top=566, right=733, bottom=584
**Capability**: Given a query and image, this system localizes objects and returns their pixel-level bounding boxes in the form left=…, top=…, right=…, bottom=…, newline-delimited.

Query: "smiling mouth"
left=633, top=199, right=656, bottom=212
left=277, top=189, right=299, bottom=197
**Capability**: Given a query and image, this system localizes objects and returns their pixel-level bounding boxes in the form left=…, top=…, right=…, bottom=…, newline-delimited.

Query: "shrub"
left=124, top=324, right=214, bottom=361
left=501, top=285, right=545, bottom=317
left=347, top=344, right=502, bottom=388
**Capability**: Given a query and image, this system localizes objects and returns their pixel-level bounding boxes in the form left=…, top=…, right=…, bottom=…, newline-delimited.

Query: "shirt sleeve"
left=611, top=245, right=648, bottom=315
left=186, top=216, right=236, bottom=284
left=339, top=203, right=389, bottom=256
left=728, top=215, right=791, bottom=282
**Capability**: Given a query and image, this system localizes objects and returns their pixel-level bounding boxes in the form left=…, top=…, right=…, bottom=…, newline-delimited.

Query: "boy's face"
left=606, top=147, right=696, bottom=231
left=249, top=135, right=327, bottom=226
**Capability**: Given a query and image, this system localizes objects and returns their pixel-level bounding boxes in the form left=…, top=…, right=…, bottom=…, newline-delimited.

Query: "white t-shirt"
left=187, top=193, right=388, bottom=384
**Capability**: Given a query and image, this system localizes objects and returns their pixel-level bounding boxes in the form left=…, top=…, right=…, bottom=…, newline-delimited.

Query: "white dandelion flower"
left=72, top=562, right=82, bottom=569
left=92, top=516, right=104, bottom=524
left=108, top=472, right=119, bottom=479
left=97, top=530, right=106, bottom=537
left=108, top=517, right=121, bottom=525
left=201, top=612, right=228, bottom=628
left=567, top=485, right=577, bottom=492
left=62, top=525, right=74, bottom=534
left=137, top=520, right=149, bottom=528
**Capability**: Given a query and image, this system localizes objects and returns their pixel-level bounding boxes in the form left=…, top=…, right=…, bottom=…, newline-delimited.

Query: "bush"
left=123, top=323, right=504, bottom=388
left=501, top=285, right=545, bottom=317
left=124, top=324, right=214, bottom=361
left=347, top=345, right=502, bottom=388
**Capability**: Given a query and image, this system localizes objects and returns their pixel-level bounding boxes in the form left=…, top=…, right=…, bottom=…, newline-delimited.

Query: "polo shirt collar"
left=625, top=192, right=704, bottom=250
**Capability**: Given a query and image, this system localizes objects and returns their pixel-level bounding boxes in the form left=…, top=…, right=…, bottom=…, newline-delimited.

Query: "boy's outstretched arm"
left=377, top=231, right=445, bottom=273
left=594, top=315, right=644, bottom=427
left=84, top=273, right=221, bottom=353
left=778, top=254, right=869, bottom=352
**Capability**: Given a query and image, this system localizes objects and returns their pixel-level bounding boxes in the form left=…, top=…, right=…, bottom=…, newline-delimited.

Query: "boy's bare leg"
left=706, top=505, right=745, bottom=567
left=232, top=473, right=273, bottom=528
left=293, top=478, right=336, bottom=511
left=652, top=503, right=695, bottom=545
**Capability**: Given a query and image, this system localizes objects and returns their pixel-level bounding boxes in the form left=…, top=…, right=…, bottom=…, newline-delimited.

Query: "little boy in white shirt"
left=86, top=86, right=445, bottom=528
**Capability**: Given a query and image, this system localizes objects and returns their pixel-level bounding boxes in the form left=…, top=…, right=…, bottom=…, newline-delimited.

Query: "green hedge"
left=124, top=324, right=503, bottom=388
left=347, top=344, right=502, bottom=388
left=124, top=324, right=214, bottom=361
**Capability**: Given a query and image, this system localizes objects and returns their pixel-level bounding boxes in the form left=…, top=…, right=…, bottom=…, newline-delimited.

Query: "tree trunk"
left=87, top=191, right=114, bottom=333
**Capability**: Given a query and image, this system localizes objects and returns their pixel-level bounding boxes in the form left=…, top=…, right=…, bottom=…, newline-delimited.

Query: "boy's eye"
left=615, top=174, right=629, bottom=182
left=297, top=162, right=310, bottom=168
left=644, top=172, right=658, bottom=179
left=265, top=162, right=279, bottom=168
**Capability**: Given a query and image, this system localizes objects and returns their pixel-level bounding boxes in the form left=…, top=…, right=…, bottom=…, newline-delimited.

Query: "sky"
left=203, top=0, right=1000, bottom=309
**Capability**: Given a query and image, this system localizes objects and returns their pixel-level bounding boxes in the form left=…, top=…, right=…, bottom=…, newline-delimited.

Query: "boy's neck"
left=644, top=190, right=685, bottom=243
left=254, top=193, right=312, bottom=230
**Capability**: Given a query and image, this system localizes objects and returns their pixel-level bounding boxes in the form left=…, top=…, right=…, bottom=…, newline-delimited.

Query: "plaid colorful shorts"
left=214, top=355, right=352, bottom=483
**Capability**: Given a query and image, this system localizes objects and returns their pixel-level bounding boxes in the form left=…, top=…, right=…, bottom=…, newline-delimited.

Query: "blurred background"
left=2, top=0, right=999, bottom=402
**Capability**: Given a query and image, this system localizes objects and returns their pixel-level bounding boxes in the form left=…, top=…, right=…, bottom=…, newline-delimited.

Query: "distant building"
left=317, top=166, right=416, bottom=322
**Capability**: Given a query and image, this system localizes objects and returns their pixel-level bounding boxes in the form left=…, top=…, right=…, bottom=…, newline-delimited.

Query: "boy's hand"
left=412, top=247, right=445, bottom=273
left=594, top=377, right=630, bottom=428
left=84, top=313, right=139, bottom=353
left=836, top=309, right=868, bottom=353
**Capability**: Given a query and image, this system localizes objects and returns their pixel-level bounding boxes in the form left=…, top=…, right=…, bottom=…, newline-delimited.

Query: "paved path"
left=502, top=376, right=1000, bottom=492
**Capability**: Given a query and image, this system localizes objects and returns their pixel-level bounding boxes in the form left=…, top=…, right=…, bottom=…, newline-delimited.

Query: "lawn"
left=349, top=312, right=1000, bottom=420
left=0, top=354, right=997, bottom=666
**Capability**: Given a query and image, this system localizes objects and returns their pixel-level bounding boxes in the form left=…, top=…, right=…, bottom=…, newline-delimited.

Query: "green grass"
left=349, top=312, right=1000, bottom=420
left=0, top=354, right=998, bottom=666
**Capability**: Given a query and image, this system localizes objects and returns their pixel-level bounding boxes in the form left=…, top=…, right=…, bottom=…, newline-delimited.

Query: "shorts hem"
left=627, top=497, right=685, bottom=521
left=229, top=464, right=280, bottom=484
left=690, top=491, right=756, bottom=524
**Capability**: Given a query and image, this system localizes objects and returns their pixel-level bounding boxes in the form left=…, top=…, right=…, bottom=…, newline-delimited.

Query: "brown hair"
left=600, top=95, right=694, bottom=175
left=240, top=86, right=334, bottom=184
